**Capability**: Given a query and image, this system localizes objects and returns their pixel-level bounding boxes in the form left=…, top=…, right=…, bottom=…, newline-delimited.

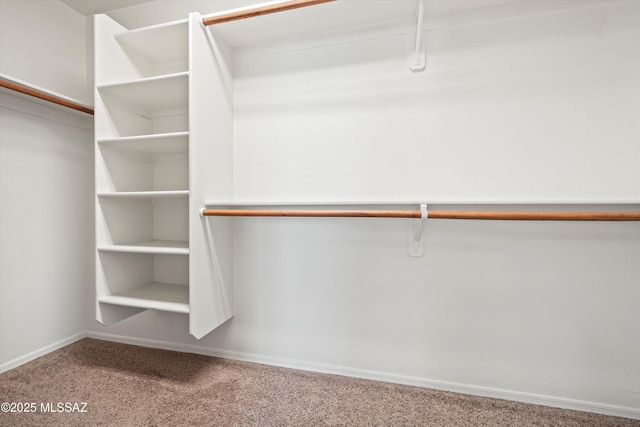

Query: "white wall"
left=0, top=0, right=90, bottom=104
left=0, top=0, right=94, bottom=370
left=0, top=93, right=94, bottom=370
left=88, top=0, right=640, bottom=418
left=232, top=2, right=640, bottom=203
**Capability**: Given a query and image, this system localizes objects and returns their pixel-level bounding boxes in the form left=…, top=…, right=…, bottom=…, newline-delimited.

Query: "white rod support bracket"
left=409, top=0, right=426, bottom=72
left=408, top=204, right=428, bottom=257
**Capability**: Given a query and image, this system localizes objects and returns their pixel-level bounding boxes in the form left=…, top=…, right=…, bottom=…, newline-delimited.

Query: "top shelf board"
left=115, top=19, right=188, bottom=64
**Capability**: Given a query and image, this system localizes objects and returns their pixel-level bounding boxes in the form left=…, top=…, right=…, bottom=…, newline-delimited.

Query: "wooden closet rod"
left=202, top=0, right=337, bottom=26
left=0, top=77, right=94, bottom=115
left=201, top=209, right=640, bottom=221
left=427, top=211, right=640, bottom=221
left=203, top=209, right=420, bottom=218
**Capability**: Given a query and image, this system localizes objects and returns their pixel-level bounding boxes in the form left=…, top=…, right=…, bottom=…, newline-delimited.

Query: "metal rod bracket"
left=409, top=0, right=426, bottom=72
left=408, top=204, right=428, bottom=257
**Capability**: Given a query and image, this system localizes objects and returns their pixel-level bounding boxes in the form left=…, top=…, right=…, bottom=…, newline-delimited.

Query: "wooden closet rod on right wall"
left=201, top=209, right=640, bottom=221
left=424, top=211, right=640, bottom=221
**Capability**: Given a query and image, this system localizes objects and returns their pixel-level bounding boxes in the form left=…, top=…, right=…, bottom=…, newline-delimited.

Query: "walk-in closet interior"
left=1, top=0, right=639, bottom=422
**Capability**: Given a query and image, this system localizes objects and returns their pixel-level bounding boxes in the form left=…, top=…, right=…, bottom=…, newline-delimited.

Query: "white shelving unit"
left=94, top=13, right=234, bottom=338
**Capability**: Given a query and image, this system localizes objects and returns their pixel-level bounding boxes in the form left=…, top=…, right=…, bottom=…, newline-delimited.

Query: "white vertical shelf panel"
left=188, top=13, right=234, bottom=339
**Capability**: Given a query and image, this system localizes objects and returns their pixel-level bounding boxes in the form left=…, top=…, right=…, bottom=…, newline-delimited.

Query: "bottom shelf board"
left=98, top=240, right=189, bottom=255
left=98, top=282, right=189, bottom=314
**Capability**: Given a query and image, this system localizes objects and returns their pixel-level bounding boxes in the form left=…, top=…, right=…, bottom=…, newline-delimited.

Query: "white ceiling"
left=60, top=0, right=155, bottom=16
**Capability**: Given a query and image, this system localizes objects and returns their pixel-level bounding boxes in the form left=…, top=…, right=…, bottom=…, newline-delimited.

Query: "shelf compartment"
left=98, top=240, right=189, bottom=255
left=99, top=282, right=189, bottom=314
left=98, top=197, right=188, bottom=246
left=96, top=146, right=188, bottom=192
left=96, top=73, right=188, bottom=139
left=97, top=252, right=189, bottom=314
left=98, top=132, right=189, bottom=157
left=96, top=102, right=188, bottom=138
left=115, top=19, right=189, bottom=78
left=98, top=72, right=189, bottom=115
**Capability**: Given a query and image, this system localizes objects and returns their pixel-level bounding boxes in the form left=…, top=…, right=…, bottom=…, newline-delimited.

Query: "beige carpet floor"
left=0, top=338, right=637, bottom=426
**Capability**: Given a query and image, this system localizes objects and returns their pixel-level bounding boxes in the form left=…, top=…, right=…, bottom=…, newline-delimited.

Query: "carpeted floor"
left=0, top=339, right=636, bottom=426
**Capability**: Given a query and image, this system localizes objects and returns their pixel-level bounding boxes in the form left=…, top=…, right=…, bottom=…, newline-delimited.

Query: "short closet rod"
left=202, top=0, right=337, bottom=26
left=203, top=209, right=419, bottom=218
left=0, top=77, right=94, bottom=115
left=201, top=209, right=640, bottom=221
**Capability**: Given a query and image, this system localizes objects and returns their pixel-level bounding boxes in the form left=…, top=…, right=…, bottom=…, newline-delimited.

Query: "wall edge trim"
left=0, top=332, right=88, bottom=374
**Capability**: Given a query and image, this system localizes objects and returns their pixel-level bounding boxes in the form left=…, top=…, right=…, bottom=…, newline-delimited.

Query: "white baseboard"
left=87, top=332, right=639, bottom=421
left=0, top=332, right=87, bottom=374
